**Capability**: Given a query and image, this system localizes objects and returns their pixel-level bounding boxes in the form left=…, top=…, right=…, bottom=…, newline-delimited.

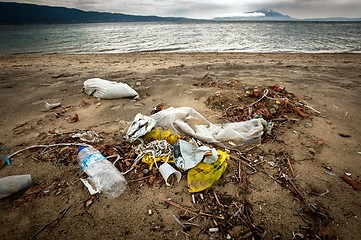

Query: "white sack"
left=84, top=78, right=139, bottom=99
left=151, top=107, right=267, bottom=149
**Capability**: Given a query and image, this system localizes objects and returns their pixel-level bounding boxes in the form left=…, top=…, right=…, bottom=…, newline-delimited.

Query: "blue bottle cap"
left=78, top=146, right=86, bottom=153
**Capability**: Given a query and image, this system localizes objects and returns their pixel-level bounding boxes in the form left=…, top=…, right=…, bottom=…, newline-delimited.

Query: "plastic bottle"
left=0, top=174, right=33, bottom=199
left=77, top=146, right=127, bottom=198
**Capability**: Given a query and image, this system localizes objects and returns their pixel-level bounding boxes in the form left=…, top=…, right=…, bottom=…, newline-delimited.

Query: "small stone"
left=309, top=148, right=316, bottom=155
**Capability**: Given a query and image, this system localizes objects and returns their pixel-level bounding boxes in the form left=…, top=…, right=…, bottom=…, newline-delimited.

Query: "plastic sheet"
left=151, top=107, right=268, bottom=149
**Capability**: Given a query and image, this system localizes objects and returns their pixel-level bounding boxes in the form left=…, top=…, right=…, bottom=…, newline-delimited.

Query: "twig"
left=287, top=159, right=296, bottom=178
left=230, top=155, right=257, bottom=172
left=31, top=204, right=72, bottom=239
left=129, top=175, right=151, bottom=183
left=213, top=191, right=224, bottom=207
left=305, top=105, right=321, bottom=115
left=173, top=215, right=188, bottom=230
left=287, top=178, right=304, bottom=201
left=8, top=143, right=91, bottom=159
left=164, top=199, right=224, bottom=220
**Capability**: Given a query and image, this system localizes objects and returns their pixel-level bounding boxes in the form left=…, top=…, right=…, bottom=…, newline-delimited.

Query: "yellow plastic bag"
left=143, top=128, right=180, bottom=145
left=142, top=153, right=174, bottom=170
left=187, top=150, right=229, bottom=193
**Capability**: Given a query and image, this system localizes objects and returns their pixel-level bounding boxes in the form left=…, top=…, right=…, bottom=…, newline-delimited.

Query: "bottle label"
left=81, top=154, right=105, bottom=170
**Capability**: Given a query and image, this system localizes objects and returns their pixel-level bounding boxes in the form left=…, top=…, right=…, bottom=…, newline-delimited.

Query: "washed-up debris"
left=341, top=175, right=361, bottom=191
left=206, top=84, right=315, bottom=123
left=68, top=113, right=79, bottom=123
left=44, top=101, right=61, bottom=110
left=150, top=106, right=270, bottom=149
left=0, top=175, right=33, bottom=199
left=173, top=140, right=218, bottom=171
left=338, top=133, right=351, bottom=138
left=125, top=113, right=156, bottom=142
left=72, top=130, right=101, bottom=143
left=83, top=78, right=139, bottom=99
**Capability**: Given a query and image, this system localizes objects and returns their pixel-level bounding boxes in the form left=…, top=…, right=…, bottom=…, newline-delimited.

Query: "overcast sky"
left=3, top=0, right=361, bottom=19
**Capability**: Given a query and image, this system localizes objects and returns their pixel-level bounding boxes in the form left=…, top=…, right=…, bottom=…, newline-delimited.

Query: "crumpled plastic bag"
left=125, top=113, right=156, bottom=142
left=150, top=107, right=268, bottom=149
left=173, top=140, right=218, bottom=171
left=187, top=150, right=229, bottom=193
left=84, top=78, right=139, bottom=99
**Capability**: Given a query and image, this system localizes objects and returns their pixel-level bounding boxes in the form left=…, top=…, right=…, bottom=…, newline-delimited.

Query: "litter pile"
left=2, top=82, right=349, bottom=239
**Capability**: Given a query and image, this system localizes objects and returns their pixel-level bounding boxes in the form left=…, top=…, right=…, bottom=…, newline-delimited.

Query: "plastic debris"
left=187, top=150, right=229, bottom=193
left=151, top=107, right=269, bottom=149
left=143, top=128, right=180, bottom=145
left=84, top=78, right=139, bottom=99
left=0, top=175, right=33, bottom=199
left=72, top=130, right=101, bottom=143
left=126, top=113, right=156, bottom=142
left=44, top=101, right=61, bottom=110
left=173, top=140, right=218, bottom=171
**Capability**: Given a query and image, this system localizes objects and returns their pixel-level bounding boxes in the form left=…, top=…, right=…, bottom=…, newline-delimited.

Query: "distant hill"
left=0, top=2, right=193, bottom=24
left=214, top=9, right=294, bottom=21
left=213, top=9, right=361, bottom=22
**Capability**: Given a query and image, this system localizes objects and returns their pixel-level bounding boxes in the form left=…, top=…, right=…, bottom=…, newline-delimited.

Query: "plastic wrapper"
left=187, top=150, right=229, bottom=193
left=151, top=107, right=268, bottom=149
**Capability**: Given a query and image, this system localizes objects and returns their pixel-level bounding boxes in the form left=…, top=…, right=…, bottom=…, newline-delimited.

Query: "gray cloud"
left=1, top=0, right=360, bottom=18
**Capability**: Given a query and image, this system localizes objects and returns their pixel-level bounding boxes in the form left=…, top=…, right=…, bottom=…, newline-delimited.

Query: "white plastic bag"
left=173, top=140, right=218, bottom=171
left=125, top=113, right=156, bottom=142
left=151, top=107, right=267, bottom=149
left=84, top=78, right=139, bottom=99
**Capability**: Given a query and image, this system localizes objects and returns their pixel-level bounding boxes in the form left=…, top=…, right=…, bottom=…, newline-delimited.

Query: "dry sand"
left=0, top=53, right=360, bottom=239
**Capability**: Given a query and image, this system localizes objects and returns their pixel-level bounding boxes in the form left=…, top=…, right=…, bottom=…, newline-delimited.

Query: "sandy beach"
left=0, top=52, right=360, bottom=239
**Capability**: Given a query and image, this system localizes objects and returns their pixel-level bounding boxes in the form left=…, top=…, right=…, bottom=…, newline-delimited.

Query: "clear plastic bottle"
left=77, top=146, right=127, bottom=198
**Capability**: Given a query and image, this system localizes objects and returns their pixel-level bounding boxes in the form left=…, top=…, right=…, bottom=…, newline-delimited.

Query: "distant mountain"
left=0, top=2, right=193, bottom=24
left=214, top=9, right=294, bottom=21
left=214, top=9, right=361, bottom=21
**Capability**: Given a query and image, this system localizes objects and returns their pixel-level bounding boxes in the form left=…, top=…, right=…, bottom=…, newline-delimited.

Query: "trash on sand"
left=77, top=146, right=127, bottom=198
left=0, top=146, right=11, bottom=166
left=44, top=101, right=61, bottom=110
left=150, top=107, right=269, bottom=149
left=0, top=174, right=33, bottom=199
left=338, top=133, right=351, bottom=138
left=68, top=113, right=79, bottom=123
left=341, top=175, right=361, bottom=191
left=126, top=113, right=156, bottom=142
left=159, top=162, right=181, bottom=187
left=72, top=130, right=101, bottom=143
left=187, top=150, right=229, bottom=192
left=143, top=128, right=180, bottom=145
left=173, top=140, right=218, bottom=171
left=83, top=78, right=139, bottom=99
left=80, top=178, right=99, bottom=195
left=137, top=140, right=180, bottom=187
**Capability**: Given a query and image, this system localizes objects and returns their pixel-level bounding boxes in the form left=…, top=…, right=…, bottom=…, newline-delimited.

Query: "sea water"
left=0, top=21, right=360, bottom=55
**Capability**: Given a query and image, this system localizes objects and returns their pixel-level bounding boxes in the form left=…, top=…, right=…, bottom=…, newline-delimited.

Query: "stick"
left=287, top=178, right=304, bottom=201
left=213, top=191, right=223, bottom=207
left=164, top=199, right=224, bottom=220
left=31, top=204, right=72, bottom=239
left=129, top=175, right=151, bottom=183
left=230, top=155, right=257, bottom=172
left=173, top=215, right=188, bottom=230
left=8, top=143, right=91, bottom=159
left=287, top=159, right=296, bottom=178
